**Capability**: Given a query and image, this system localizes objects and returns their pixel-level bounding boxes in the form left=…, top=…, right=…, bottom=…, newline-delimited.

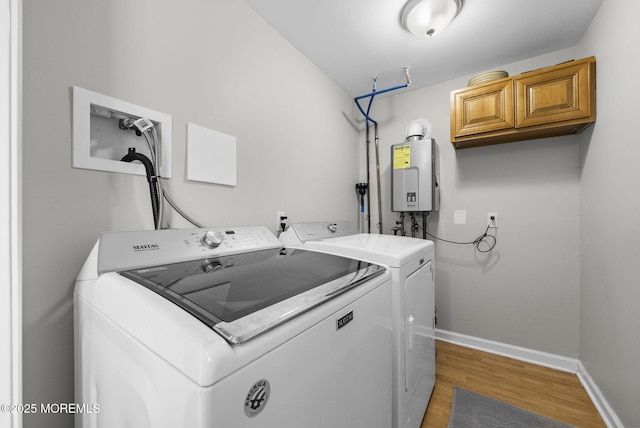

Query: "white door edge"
left=1, top=0, right=22, bottom=427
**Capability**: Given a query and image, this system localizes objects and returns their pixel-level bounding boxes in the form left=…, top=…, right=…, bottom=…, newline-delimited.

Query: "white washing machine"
left=74, top=226, right=393, bottom=428
left=281, top=222, right=436, bottom=428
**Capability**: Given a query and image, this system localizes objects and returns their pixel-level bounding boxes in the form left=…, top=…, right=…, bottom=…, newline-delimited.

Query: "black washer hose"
left=120, top=147, right=160, bottom=229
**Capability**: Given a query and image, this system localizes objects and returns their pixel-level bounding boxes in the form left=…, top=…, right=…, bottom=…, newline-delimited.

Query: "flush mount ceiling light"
left=401, top=0, right=463, bottom=38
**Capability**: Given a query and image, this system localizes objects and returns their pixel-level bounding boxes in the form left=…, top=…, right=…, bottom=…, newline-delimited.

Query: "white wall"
left=22, top=1, right=358, bottom=427
left=577, top=0, right=640, bottom=425
left=363, top=49, right=583, bottom=358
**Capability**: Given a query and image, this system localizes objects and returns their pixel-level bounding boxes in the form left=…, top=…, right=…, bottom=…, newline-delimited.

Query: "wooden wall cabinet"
left=450, top=56, right=596, bottom=150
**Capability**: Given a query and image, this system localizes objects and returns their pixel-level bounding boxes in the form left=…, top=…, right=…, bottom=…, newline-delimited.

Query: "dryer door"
left=404, top=261, right=435, bottom=395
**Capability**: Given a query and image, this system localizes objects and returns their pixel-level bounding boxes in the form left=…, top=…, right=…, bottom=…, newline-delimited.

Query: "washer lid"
left=303, top=234, right=434, bottom=268
left=119, top=247, right=385, bottom=344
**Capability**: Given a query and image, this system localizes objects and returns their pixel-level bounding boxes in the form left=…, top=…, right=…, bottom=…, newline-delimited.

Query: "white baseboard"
left=576, top=360, right=625, bottom=428
left=435, top=329, right=623, bottom=428
left=435, top=329, right=580, bottom=373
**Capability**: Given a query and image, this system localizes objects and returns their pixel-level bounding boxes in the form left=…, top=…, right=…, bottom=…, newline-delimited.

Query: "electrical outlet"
left=487, top=212, right=498, bottom=228
left=276, top=211, right=287, bottom=231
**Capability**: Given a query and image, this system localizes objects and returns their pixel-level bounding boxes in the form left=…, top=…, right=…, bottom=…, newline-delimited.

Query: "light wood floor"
left=421, top=340, right=606, bottom=428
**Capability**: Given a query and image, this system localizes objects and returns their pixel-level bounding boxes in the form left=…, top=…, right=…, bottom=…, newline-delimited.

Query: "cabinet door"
left=516, top=60, right=595, bottom=128
left=450, top=78, right=514, bottom=139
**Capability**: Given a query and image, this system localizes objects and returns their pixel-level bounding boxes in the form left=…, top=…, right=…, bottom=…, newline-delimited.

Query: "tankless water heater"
left=391, top=138, right=439, bottom=212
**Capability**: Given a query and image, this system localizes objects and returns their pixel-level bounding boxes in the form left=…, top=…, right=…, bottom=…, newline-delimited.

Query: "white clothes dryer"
left=281, top=222, right=436, bottom=428
left=74, top=226, right=393, bottom=428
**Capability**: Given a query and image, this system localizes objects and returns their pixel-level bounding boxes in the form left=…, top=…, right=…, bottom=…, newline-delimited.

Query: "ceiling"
left=243, top=0, right=603, bottom=97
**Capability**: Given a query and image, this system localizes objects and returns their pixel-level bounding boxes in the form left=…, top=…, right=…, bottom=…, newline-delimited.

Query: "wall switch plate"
left=487, top=212, right=498, bottom=228
left=454, top=209, right=466, bottom=224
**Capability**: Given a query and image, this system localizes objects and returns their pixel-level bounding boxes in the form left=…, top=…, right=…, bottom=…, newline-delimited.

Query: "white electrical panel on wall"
left=186, top=123, right=237, bottom=186
left=72, top=86, right=172, bottom=178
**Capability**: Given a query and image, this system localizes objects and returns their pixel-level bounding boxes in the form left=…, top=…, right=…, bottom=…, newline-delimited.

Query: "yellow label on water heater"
left=393, top=145, right=411, bottom=169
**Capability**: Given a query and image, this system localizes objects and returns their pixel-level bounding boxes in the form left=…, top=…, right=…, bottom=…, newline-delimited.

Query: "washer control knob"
left=327, top=223, right=338, bottom=233
left=201, top=230, right=224, bottom=249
